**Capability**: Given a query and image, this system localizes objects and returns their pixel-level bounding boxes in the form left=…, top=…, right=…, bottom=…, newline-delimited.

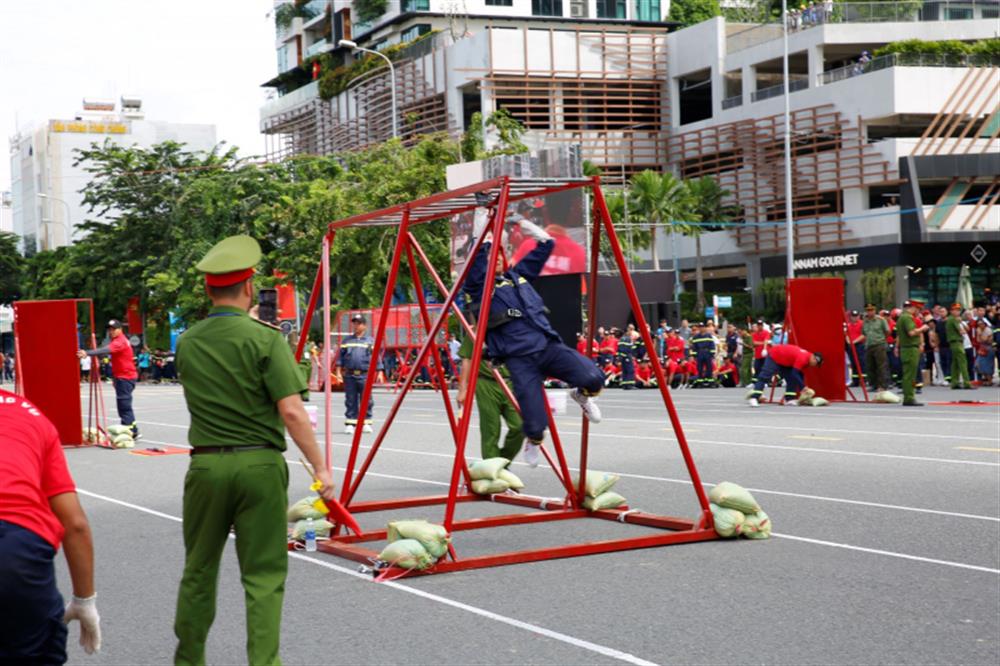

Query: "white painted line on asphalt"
left=788, top=435, right=844, bottom=441
left=772, top=533, right=1000, bottom=574
left=75, top=488, right=660, bottom=666
left=955, top=447, right=1000, bottom=453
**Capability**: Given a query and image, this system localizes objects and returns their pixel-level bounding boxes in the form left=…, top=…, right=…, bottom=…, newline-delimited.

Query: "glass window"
left=596, top=0, right=626, bottom=18
left=983, top=7, right=1000, bottom=18
left=401, top=23, right=431, bottom=43
left=634, top=0, right=661, bottom=21
left=403, top=0, right=430, bottom=11
left=486, top=0, right=514, bottom=5
left=532, top=1, right=564, bottom=16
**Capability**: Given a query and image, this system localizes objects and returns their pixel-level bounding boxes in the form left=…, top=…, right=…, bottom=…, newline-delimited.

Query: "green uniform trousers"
left=949, top=343, right=971, bottom=387
left=900, top=347, right=920, bottom=404
left=740, top=355, right=753, bottom=386
left=865, top=344, right=889, bottom=389
left=174, top=448, right=289, bottom=666
left=476, top=377, right=524, bottom=460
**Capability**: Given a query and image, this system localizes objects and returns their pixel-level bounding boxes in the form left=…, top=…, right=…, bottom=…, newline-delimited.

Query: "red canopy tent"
left=294, top=175, right=718, bottom=576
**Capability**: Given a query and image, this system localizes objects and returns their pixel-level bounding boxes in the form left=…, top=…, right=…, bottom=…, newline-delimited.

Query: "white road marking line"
left=75, top=489, right=659, bottom=666
left=955, top=447, right=1000, bottom=453
left=788, top=435, right=844, bottom=441
left=142, top=420, right=998, bottom=467
left=771, top=533, right=1000, bottom=574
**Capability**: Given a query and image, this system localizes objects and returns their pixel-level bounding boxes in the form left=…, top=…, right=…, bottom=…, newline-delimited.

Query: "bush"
left=874, top=38, right=998, bottom=59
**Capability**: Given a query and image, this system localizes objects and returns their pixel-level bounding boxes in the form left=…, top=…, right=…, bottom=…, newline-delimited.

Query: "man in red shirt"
left=746, top=343, right=823, bottom=407
left=78, top=319, right=140, bottom=439
left=0, top=389, right=100, bottom=661
left=846, top=309, right=865, bottom=387
left=751, top=320, right=771, bottom=379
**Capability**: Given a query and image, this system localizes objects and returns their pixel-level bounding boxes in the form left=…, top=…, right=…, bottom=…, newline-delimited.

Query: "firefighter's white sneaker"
left=748, top=398, right=759, bottom=408
left=523, top=440, right=541, bottom=468
left=344, top=425, right=355, bottom=435
left=362, top=424, right=373, bottom=433
left=571, top=389, right=602, bottom=423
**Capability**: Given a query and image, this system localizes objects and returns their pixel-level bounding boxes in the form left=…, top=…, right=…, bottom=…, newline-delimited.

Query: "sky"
left=0, top=0, right=277, bottom=191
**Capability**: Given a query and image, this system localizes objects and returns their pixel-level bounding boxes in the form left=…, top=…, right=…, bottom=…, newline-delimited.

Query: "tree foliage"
left=668, top=0, right=722, bottom=28
left=0, top=232, right=25, bottom=304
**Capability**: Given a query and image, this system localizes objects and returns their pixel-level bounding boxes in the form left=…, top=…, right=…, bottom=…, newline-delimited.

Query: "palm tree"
left=685, top=176, right=734, bottom=314
left=628, top=170, right=692, bottom=274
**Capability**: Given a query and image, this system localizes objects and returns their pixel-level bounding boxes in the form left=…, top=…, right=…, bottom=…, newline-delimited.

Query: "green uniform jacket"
left=458, top=336, right=510, bottom=381
left=176, top=305, right=306, bottom=449
left=897, top=312, right=921, bottom=349
left=861, top=316, right=889, bottom=346
left=945, top=315, right=964, bottom=346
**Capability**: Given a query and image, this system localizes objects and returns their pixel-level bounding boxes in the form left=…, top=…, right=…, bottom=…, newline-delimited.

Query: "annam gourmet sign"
left=792, top=252, right=859, bottom=272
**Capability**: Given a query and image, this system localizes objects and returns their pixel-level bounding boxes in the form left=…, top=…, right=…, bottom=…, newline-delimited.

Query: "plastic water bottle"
left=304, top=518, right=317, bottom=552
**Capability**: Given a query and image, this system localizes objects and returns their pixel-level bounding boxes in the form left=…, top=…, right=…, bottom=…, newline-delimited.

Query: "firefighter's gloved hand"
left=472, top=208, right=491, bottom=241
left=518, top=219, right=553, bottom=242
left=64, top=594, right=102, bottom=654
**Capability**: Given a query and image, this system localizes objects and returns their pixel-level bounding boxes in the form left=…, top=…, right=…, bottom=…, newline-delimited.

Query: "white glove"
left=518, top=218, right=552, bottom=242
left=64, top=594, right=102, bottom=654
left=472, top=208, right=490, bottom=241
left=762, top=349, right=768, bottom=357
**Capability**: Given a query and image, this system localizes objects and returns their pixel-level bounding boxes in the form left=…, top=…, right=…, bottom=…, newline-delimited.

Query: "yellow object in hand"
left=309, top=481, right=330, bottom=515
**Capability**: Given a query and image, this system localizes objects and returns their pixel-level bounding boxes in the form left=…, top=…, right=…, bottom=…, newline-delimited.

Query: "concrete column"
left=808, top=43, right=824, bottom=88
left=894, top=265, right=910, bottom=304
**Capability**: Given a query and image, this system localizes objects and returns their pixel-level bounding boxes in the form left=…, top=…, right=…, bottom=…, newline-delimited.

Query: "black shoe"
left=902, top=401, right=924, bottom=407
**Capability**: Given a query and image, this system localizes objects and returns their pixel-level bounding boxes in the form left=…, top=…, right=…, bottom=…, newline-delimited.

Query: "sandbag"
left=291, top=519, right=332, bottom=540
left=107, top=425, right=132, bottom=436
left=287, top=496, right=326, bottom=522
left=378, top=539, right=434, bottom=570
left=573, top=471, right=620, bottom=498
left=471, top=478, right=510, bottom=495
left=708, top=481, right=760, bottom=514
left=469, top=457, right=510, bottom=481
left=799, top=387, right=816, bottom=401
left=811, top=397, right=829, bottom=407
left=741, top=511, right=772, bottom=540
left=873, top=390, right=902, bottom=404
left=497, top=468, right=524, bottom=490
left=709, top=503, right=745, bottom=538
left=582, top=491, right=627, bottom=511
left=112, top=434, right=135, bottom=449
left=386, top=520, right=450, bottom=559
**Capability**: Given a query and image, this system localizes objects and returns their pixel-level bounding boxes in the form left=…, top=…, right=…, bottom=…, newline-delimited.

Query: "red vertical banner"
left=787, top=278, right=846, bottom=401
left=13, top=300, right=83, bottom=444
left=274, top=271, right=298, bottom=321
left=126, top=296, right=142, bottom=334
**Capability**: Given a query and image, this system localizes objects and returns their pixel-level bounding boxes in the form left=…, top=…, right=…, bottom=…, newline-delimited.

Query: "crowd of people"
left=786, top=1, right=836, bottom=31
left=79, top=346, right=177, bottom=384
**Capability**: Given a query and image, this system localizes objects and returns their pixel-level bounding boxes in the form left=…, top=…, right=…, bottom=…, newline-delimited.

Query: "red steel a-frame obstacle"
left=293, top=176, right=718, bottom=576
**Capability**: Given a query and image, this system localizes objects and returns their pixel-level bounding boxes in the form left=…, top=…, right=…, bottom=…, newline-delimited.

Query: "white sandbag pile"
left=708, top=481, right=771, bottom=540
left=106, top=425, right=135, bottom=448
left=468, top=457, right=524, bottom=495
left=871, top=390, right=902, bottom=404
left=378, top=519, right=451, bottom=570
left=573, top=471, right=627, bottom=511
left=796, top=388, right=829, bottom=407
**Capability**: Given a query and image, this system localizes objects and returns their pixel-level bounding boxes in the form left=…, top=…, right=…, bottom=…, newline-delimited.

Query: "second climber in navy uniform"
left=690, top=322, right=717, bottom=388
left=463, top=210, right=604, bottom=467
left=334, top=313, right=383, bottom=435
left=617, top=328, right=637, bottom=390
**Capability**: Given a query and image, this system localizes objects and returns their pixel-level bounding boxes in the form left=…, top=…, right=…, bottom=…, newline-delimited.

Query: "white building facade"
left=8, top=98, right=216, bottom=254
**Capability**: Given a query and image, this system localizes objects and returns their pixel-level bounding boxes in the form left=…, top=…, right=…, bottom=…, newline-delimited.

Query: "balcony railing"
left=306, top=39, right=330, bottom=57
left=727, top=1, right=999, bottom=53
left=819, top=52, right=1000, bottom=85
left=722, top=94, right=744, bottom=110
left=750, top=78, right=808, bottom=103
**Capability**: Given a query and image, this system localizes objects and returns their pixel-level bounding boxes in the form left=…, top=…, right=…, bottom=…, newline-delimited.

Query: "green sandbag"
left=469, top=457, right=510, bottom=481
left=291, top=519, right=332, bottom=540
left=572, top=471, right=620, bottom=498
left=709, top=503, right=745, bottom=538
left=112, top=434, right=135, bottom=449
left=708, top=481, right=760, bottom=514
left=386, top=520, right=451, bottom=559
left=582, top=491, right=627, bottom=511
left=497, top=468, right=524, bottom=490
left=471, top=478, right=510, bottom=495
left=107, top=425, right=132, bottom=436
left=378, top=539, right=434, bottom=570
left=287, top=496, right=325, bottom=522
left=741, top=511, right=772, bottom=540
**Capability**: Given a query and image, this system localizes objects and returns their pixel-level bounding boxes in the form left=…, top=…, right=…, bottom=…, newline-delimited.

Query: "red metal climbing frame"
left=294, top=176, right=718, bottom=575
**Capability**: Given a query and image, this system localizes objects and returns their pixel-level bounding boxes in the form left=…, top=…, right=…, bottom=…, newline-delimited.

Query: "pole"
left=782, top=0, right=795, bottom=278
left=353, top=46, right=397, bottom=139
left=36, top=194, right=71, bottom=246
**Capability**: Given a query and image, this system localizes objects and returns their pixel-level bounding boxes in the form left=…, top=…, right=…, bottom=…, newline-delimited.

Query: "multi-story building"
left=8, top=97, right=216, bottom=254
left=664, top=2, right=998, bottom=307
left=0, top=192, right=12, bottom=234
left=260, top=1, right=673, bottom=178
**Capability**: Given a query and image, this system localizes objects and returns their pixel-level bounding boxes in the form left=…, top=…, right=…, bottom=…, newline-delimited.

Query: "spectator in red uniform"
left=747, top=344, right=823, bottom=407
left=0, top=389, right=101, bottom=662
left=846, top=309, right=865, bottom=386
left=77, top=319, right=140, bottom=439
left=751, top=321, right=771, bottom=378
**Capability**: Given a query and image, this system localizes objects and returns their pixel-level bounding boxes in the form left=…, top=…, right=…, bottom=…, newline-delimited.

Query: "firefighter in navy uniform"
left=335, top=314, right=383, bottom=435
left=690, top=322, right=718, bottom=388
left=463, top=210, right=604, bottom=467
left=617, top=329, right=637, bottom=390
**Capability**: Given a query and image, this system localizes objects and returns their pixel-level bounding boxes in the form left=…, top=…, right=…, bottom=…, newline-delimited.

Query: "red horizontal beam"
left=588, top=510, right=695, bottom=531
left=347, top=494, right=479, bottom=514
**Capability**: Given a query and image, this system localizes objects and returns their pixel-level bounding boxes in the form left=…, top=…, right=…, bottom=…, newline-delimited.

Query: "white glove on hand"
left=64, top=594, right=102, bottom=654
left=518, top=218, right=552, bottom=242
left=472, top=208, right=491, bottom=241
left=762, top=349, right=768, bottom=358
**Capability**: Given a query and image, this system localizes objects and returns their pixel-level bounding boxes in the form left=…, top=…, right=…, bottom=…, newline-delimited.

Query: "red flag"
left=273, top=271, right=297, bottom=321
left=126, top=297, right=143, bottom=334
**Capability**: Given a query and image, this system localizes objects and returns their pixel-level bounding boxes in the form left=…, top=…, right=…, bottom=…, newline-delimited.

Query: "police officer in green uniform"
left=946, top=303, right=973, bottom=389
left=173, top=235, right=335, bottom=666
left=456, top=336, right=524, bottom=461
left=896, top=299, right=929, bottom=406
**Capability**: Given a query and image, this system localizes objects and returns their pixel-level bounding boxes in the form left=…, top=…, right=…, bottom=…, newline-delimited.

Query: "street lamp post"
left=782, top=0, right=795, bottom=278
left=339, top=39, right=398, bottom=139
left=36, top=193, right=72, bottom=248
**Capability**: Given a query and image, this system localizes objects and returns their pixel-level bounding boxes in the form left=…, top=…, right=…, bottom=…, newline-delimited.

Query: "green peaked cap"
left=196, top=235, right=262, bottom=275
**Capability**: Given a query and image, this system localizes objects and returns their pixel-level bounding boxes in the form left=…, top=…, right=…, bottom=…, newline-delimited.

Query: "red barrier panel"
left=787, top=278, right=846, bottom=401
left=13, top=300, right=83, bottom=444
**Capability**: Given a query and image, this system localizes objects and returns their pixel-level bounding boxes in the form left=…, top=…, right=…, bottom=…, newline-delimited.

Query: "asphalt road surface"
left=58, top=383, right=999, bottom=665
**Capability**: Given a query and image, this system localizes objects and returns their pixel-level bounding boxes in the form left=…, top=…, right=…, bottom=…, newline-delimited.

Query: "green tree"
left=0, top=232, right=25, bottom=304
left=628, top=170, right=693, bottom=275
left=460, top=110, right=530, bottom=161
left=668, top=0, right=722, bottom=28
left=685, top=176, right=735, bottom=315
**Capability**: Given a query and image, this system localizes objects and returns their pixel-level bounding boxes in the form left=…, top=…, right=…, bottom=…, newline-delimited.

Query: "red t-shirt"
left=0, top=389, right=76, bottom=549
left=600, top=337, right=619, bottom=356
left=511, top=233, right=587, bottom=276
left=847, top=320, right=863, bottom=343
left=752, top=331, right=771, bottom=359
left=635, top=364, right=652, bottom=382
left=769, top=344, right=812, bottom=370
left=683, top=360, right=698, bottom=375
left=666, top=336, right=685, bottom=362
left=109, top=334, right=138, bottom=380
